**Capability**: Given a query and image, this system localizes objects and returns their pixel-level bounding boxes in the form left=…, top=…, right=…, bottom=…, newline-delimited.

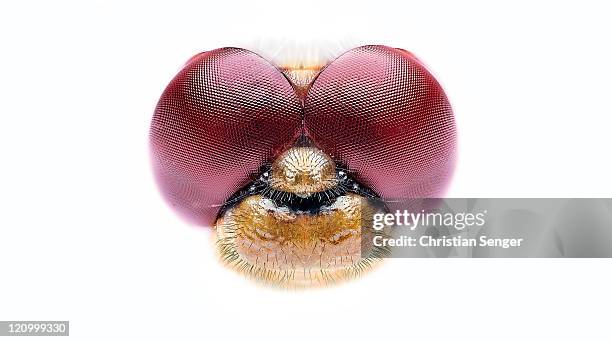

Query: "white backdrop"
left=1, top=1, right=611, bottom=341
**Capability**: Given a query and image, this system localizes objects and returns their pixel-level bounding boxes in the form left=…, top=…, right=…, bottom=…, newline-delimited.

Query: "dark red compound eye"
left=150, top=48, right=302, bottom=225
left=304, top=45, right=457, bottom=200
left=150, top=45, right=457, bottom=226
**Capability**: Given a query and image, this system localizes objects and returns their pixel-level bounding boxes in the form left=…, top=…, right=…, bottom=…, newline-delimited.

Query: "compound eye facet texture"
left=304, top=45, right=457, bottom=200
left=150, top=48, right=302, bottom=225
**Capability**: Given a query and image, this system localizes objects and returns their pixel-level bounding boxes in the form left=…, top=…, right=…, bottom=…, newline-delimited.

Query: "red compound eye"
left=304, top=45, right=457, bottom=200
left=151, top=45, right=457, bottom=226
left=150, top=48, right=302, bottom=225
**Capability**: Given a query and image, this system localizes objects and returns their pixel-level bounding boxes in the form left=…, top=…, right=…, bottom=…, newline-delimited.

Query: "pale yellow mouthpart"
left=215, top=194, right=384, bottom=287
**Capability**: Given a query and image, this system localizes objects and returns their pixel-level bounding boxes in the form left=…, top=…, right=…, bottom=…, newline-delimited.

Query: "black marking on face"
left=217, top=164, right=379, bottom=217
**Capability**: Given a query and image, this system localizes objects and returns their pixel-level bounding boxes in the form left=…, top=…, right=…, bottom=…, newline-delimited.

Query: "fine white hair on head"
left=243, top=38, right=365, bottom=67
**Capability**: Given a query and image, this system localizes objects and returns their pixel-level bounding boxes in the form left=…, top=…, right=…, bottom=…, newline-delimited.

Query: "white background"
left=1, top=0, right=611, bottom=341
